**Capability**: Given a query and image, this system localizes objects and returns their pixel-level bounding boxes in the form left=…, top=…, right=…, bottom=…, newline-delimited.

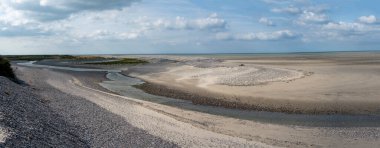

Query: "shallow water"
left=18, top=61, right=380, bottom=127
left=18, top=61, right=121, bottom=72
left=100, top=71, right=380, bottom=127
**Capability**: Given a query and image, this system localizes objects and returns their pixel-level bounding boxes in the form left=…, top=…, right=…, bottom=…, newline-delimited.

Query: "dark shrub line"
left=0, top=56, right=16, bottom=79
left=85, top=58, right=148, bottom=65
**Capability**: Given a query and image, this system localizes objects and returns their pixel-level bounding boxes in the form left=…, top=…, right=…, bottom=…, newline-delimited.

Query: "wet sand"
left=12, top=67, right=179, bottom=147
left=14, top=66, right=271, bottom=147
left=130, top=52, right=380, bottom=115
left=13, top=63, right=380, bottom=147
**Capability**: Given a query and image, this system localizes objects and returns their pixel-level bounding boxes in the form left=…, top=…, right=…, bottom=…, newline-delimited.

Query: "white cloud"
left=1, top=0, right=140, bottom=21
left=119, top=32, right=140, bottom=40
left=86, top=30, right=112, bottom=39
left=215, top=32, right=233, bottom=40
left=216, top=30, right=299, bottom=41
left=163, top=13, right=227, bottom=31
left=259, top=17, right=275, bottom=26
left=74, top=29, right=141, bottom=40
left=297, top=11, right=328, bottom=24
left=136, top=13, right=227, bottom=32
left=0, top=0, right=141, bottom=37
left=323, top=22, right=365, bottom=31
left=271, top=6, right=301, bottom=14
left=192, top=13, right=227, bottom=30
left=263, top=0, right=307, bottom=4
left=270, top=4, right=330, bottom=26
left=237, top=30, right=298, bottom=40
left=319, top=21, right=380, bottom=39
left=358, top=15, right=377, bottom=24
left=0, top=2, right=32, bottom=26
left=39, top=0, right=48, bottom=6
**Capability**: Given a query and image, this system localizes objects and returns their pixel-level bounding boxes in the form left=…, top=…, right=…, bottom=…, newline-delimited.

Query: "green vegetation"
left=4, top=55, right=76, bottom=61
left=68, top=56, right=107, bottom=60
left=0, top=56, right=16, bottom=79
left=86, top=58, right=148, bottom=65
left=3, top=55, right=109, bottom=61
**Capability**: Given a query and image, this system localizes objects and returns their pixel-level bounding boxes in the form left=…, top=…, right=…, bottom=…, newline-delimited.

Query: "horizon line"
left=2, top=49, right=380, bottom=56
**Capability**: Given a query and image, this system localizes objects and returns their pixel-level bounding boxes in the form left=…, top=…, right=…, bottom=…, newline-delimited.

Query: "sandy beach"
left=128, top=52, right=380, bottom=114
left=2, top=0, right=380, bottom=147
left=2, top=52, right=379, bottom=147
left=13, top=66, right=271, bottom=147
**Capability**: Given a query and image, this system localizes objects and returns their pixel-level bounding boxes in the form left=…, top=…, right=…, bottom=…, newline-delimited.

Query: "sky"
left=0, top=0, right=380, bottom=55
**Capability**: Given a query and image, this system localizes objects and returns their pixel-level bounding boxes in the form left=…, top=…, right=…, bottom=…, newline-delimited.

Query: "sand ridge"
left=131, top=53, right=380, bottom=115
left=16, top=65, right=380, bottom=148
left=164, top=65, right=305, bottom=87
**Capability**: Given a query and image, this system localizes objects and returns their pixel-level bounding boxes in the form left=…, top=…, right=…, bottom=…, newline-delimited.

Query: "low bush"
left=85, top=58, right=148, bottom=65
left=0, top=56, right=16, bottom=79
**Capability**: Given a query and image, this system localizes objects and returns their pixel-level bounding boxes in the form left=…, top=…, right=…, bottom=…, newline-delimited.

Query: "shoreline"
left=127, top=52, right=380, bottom=116
left=14, top=66, right=272, bottom=147
left=10, top=66, right=179, bottom=147
left=9, top=64, right=380, bottom=147
left=134, top=81, right=380, bottom=115
left=15, top=57, right=380, bottom=116
left=28, top=66, right=380, bottom=127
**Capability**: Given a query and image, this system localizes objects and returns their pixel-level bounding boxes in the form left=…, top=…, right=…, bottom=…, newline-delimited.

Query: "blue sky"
left=0, top=0, right=379, bottom=54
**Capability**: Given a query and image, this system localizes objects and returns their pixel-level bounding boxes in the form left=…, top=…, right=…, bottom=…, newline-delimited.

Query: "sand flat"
left=13, top=55, right=380, bottom=147
left=17, top=64, right=380, bottom=148
left=133, top=52, right=380, bottom=114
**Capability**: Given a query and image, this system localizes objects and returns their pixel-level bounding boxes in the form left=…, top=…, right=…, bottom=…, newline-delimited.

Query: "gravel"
left=0, top=66, right=178, bottom=147
left=0, top=76, right=88, bottom=147
left=14, top=65, right=270, bottom=148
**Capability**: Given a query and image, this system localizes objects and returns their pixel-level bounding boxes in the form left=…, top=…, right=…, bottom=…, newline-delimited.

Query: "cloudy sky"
left=0, top=0, right=379, bottom=54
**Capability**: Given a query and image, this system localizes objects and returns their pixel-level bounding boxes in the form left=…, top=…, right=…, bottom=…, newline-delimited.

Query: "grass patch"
left=4, top=55, right=109, bottom=61
left=4, top=55, right=76, bottom=61
left=0, top=56, right=16, bottom=79
left=86, top=58, right=148, bottom=65
left=64, top=56, right=108, bottom=61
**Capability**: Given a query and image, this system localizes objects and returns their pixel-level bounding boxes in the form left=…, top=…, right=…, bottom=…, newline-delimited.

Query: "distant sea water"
left=105, top=50, right=380, bottom=59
